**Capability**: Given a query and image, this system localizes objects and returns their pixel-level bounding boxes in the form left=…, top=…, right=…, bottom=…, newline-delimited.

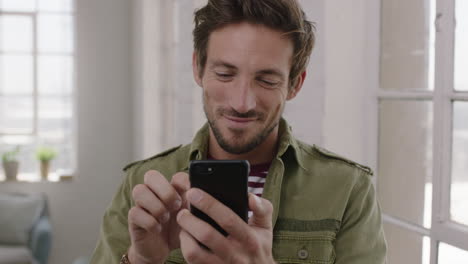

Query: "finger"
left=171, top=172, right=190, bottom=207
left=128, top=206, right=161, bottom=233
left=132, top=184, right=170, bottom=224
left=176, top=209, right=232, bottom=257
left=179, top=230, right=224, bottom=264
left=171, top=172, right=190, bottom=192
left=248, top=193, right=273, bottom=229
left=186, top=188, right=250, bottom=241
left=144, top=170, right=182, bottom=211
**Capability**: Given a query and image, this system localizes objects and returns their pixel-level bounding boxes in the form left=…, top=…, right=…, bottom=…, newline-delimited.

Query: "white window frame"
left=430, top=0, right=468, bottom=259
left=0, top=11, right=38, bottom=136
left=370, top=0, right=468, bottom=262
left=0, top=4, right=76, bottom=181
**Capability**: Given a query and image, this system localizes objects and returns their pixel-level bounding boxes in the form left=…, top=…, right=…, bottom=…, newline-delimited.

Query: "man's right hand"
left=128, top=170, right=190, bottom=264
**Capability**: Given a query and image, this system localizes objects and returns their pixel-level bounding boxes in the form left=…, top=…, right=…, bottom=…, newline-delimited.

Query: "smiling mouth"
left=222, top=115, right=258, bottom=130
left=224, top=115, right=257, bottom=123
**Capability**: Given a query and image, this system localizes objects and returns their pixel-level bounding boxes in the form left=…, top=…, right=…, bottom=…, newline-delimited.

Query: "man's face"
left=194, top=22, right=300, bottom=154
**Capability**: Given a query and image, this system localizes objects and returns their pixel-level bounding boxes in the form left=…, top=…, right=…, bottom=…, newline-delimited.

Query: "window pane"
left=0, top=55, right=34, bottom=95
left=0, top=140, right=73, bottom=181
left=451, top=102, right=468, bottom=225
left=38, top=96, right=72, bottom=141
left=454, top=0, right=468, bottom=91
left=380, top=0, right=435, bottom=91
left=0, top=141, right=35, bottom=176
left=384, top=223, right=430, bottom=264
left=0, top=15, right=33, bottom=52
left=38, top=55, right=73, bottom=95
left=378, top=100, right=433, bottom=228
left=38, top=0, right=73, bottom=12
left=0, top=96, right=34, bottom=134
left=37, top=95, right=74, bottom=180
left=439, top=242, right=468, bottom=263
left=38, top=14, right=73, bottom=53
left=0, top=139, right=74, bottom=182
left=0, top=0, right=35, bottom=12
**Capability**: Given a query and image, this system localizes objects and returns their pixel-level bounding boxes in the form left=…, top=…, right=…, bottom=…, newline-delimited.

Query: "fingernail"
left=171, top=199, right=182, bottom=211
left=160, top=212, right=170, bottom=224
left=155, top=223, right=162, bottom=233
left=188, top=189, right=203, bottom=204
left=253, top=194, right=262, bottom=209
left=176, top=209, right=186, bottom=222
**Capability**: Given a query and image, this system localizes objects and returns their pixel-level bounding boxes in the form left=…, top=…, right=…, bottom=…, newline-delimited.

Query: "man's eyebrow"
left=209, top=60, right=285, bottom=79
left=256, top=68, right=286, bottom=79
left=209, top=60, right=237, bottom=70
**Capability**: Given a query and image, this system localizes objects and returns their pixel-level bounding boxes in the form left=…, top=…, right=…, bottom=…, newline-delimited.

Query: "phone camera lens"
left=194, top=165, right=213, bottom=174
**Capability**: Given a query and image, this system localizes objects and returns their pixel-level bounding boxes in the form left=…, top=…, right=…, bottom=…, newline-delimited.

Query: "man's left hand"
left=176, top=189, right=276, bottom=264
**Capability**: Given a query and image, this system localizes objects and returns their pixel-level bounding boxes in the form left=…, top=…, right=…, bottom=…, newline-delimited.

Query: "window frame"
left=0, top=11, right=38, bottom=136
left=0, top=3, right=76, bottom=181
left=430, top=0, right=468, bottom=260
left=373, top=0, right=468, bottom=262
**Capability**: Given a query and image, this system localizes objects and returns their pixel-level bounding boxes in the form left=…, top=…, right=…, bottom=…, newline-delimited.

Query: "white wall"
left=0, top=0, right=133, bottom=263
left=322, top=0, right=379, bottom=166
left=132, top=0, right=163, bottom=159
left=283, top=0, right=326, bottom=146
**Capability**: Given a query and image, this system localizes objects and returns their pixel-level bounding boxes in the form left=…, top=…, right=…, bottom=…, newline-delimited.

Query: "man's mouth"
left=223, top=115, right=257, bottom=128
left=224, top=116, right=256, bottom=122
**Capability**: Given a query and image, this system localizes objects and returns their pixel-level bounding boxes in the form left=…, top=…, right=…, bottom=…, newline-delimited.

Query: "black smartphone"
left=189, top=160, right=249, bottom=236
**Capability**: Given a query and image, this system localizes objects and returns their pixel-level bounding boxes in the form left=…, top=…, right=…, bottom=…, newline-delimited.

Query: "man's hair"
left=193, top=0, right=316, bottom=88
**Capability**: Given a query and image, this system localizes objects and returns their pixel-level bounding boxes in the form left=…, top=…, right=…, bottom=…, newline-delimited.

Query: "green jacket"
left=91, top=119, right=387, bottom=264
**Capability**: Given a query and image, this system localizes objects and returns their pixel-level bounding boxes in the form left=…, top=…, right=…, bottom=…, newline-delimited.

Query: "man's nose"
left=229, top=78, right=257, bottom=114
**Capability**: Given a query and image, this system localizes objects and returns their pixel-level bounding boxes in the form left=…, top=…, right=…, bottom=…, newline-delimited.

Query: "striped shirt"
left=248, top=162, right=270, bottom=197
left=248, top=162, right=270, bottom=218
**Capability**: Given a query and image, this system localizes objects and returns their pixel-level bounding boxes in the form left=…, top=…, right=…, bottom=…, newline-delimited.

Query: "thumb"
left=248, top=193, right=273, bottom=230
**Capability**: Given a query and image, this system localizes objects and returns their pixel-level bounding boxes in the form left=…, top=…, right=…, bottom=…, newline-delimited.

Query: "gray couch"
left=72, top=256, right=90, bottom=264
left=0, top=192, right=52, bottom=264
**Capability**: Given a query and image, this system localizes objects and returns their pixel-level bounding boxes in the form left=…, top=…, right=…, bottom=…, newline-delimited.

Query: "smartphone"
left=189, top=160, right=249, bottom=236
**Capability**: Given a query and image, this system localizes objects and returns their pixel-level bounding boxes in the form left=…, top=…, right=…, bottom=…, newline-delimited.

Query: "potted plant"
left=2, top=146, right=20, bottom=181
left=36, top=147, right=57, bottom=180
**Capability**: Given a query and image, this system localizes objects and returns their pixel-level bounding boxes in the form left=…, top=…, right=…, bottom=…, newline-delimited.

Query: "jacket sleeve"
left=334, top=170, right=387, bottom=264
left=90, top=172, right=133, bottom=264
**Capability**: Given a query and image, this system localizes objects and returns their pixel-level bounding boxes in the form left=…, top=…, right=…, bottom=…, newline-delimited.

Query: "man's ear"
left=287, top=71, right=306, bottom=100
left=192, top=52, right=203, bottom=87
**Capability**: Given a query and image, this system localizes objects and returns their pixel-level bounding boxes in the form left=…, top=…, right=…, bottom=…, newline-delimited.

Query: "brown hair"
left=193, top=0, right=315, bottom=88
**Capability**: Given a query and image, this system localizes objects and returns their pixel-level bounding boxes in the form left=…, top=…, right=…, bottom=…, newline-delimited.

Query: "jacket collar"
left=186, top=118, right=306, bottom=170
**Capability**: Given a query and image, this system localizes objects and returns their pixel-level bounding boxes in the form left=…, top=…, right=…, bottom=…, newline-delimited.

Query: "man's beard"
left=204, top=102, right=279, bottom=155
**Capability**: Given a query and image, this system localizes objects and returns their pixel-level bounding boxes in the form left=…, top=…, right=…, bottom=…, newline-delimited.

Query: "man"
left=91, top=0, right=387, bottom=263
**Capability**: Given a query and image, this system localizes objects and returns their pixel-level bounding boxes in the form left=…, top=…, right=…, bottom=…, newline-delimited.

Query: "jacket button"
left=298, top=249, right=309, bottom=259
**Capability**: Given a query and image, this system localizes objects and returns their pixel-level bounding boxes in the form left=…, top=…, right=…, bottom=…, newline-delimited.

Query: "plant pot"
left=40, top=161, right=50, bottom=180
left=2, top=161, right=19, bottom=181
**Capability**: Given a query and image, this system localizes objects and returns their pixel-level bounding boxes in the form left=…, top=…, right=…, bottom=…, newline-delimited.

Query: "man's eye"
left=260, top=79, right=279, bottom=87
left=215, top=72, right=233, bottom=79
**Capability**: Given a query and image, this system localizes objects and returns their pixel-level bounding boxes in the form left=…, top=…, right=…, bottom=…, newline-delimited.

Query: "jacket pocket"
left=273, top=231, right=336, bottom=264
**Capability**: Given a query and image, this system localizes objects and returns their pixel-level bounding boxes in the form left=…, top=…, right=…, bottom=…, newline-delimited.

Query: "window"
left=0, top=0, right=75, bottom=182
left=378, top=0, right=468, bottom=263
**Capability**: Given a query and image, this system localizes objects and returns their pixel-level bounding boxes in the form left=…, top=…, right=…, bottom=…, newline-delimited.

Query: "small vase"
left=40, top=161, right=50, bottom=180
left=2, top=161, right=19, bottom=181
